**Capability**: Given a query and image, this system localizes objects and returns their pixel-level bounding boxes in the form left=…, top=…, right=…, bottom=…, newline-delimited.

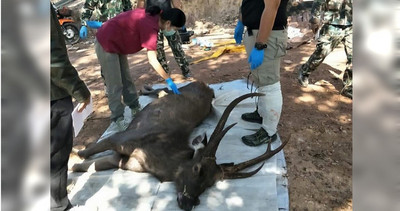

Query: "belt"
left=247, top=25, right=286, bottom=36
left=272, top=25, right=286, bottom=30
left=330, top=24, right=352, bottom=29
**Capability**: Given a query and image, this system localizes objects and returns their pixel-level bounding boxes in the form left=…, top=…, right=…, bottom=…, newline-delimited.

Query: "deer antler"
left=220, top=138, right=289, bottom=179
left=223, top=163, right=264, bottom=179
left=202, top=93, right=264, bottom=157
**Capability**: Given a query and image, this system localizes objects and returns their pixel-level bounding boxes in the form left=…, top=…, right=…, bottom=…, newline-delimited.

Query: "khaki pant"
left=243, top=29, right=288, bottom=135
left=95, top=40, right=139, bottom=121
left=244, top=29, right=288, bottom=86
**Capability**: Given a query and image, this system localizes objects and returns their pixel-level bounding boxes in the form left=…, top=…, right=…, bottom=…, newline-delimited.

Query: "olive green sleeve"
left=51, top=5, right=90, bottom=102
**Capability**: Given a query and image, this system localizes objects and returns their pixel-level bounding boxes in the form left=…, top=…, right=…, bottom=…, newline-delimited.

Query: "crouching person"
left=93, top=6, right=186, bottom=131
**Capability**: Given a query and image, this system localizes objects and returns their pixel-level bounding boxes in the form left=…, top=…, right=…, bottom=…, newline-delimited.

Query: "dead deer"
left=72, top=81, right=288, bottom=211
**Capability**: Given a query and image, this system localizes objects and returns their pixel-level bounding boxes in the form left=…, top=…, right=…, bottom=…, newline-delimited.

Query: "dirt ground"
left=67, top=22, right=352, bottom=210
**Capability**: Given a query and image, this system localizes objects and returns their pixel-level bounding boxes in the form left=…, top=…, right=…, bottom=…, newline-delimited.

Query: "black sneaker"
left=341, top=87, right=352, bottom=99
left=298, top=68, right=309, bottom=87
left=183, top=72, right=192, bottom=79
left=241, top=110, right=263, bottom=124
left=241, top=128, right=277, bottom=147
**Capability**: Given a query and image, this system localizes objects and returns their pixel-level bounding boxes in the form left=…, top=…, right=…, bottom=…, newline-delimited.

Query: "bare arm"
left=238, top=2, right=242, bottom=21
left=256, top=0, right=281, bottom=43
left=147, top=50, right=170, bottom=79
left=171, top=0, right=182, bottom=9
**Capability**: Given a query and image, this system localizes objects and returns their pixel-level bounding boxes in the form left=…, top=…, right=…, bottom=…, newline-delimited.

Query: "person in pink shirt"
left=94, top=6, right=186, bottom=131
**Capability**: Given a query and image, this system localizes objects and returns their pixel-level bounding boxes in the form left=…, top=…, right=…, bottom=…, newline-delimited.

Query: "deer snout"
left=177, top=192, right=199, bottom=211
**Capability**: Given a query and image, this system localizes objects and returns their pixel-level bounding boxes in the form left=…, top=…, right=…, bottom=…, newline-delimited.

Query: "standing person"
left=79, top=0, right=132, bottom=39
left=234, top=0, right=289, bottom=146
left=137, top=0, right=191, bottom=78
left=94, top=6, right=185, bottom=131
left=297, top=0, right=353, bottom=99
left=51, top=5, right=91, bottom=211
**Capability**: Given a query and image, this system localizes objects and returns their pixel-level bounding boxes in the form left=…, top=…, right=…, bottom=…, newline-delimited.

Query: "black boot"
left=241, top=110, right=263, bottom=124
left=341, top=86, right=352, bottom=99
left=298, top=67, right=309, bottom=87
left=241, top=128, right=277, bottom=147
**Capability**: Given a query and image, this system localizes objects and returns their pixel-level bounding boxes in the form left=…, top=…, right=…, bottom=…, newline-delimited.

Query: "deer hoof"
left=77, top=150, right=87, bottom=159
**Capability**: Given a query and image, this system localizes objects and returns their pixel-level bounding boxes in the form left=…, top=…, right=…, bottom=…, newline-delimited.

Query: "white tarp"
left=68, top=79, right=289, bottom=211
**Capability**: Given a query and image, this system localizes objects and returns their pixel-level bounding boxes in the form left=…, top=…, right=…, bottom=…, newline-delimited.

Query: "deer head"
left=174, top=93, right=289, bottom=211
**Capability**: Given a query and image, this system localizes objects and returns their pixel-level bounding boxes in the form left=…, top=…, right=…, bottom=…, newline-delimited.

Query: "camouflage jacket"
left=81, top=0, right=132, bottom=25
left=310, top=0, right=352, bottom=26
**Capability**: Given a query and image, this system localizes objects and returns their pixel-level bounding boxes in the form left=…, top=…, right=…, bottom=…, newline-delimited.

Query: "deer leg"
left=79, top=131, right=139, bottom=159
left=113, top=144, right=138, bottom=156
left=78, top=136, right=121, bottom=159
left=71, top=153, right=122, bottom=172
left=119, top=155, right=145, bottom=172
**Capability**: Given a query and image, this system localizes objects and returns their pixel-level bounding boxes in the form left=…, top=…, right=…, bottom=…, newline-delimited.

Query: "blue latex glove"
left=234, top=20, right=244, bottom=44
left=86, top=21, right=103, bottom=29
left=182, top=25, right=187, bottom=31
left=165, top=78, right=181, bottom=95
left=79, top=25, right=88, bottom=39
left=248, top=47, right=264, bottom=70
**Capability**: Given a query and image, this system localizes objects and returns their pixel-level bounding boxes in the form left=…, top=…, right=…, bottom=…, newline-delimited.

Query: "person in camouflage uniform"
left=138, top=0, right=191, bottom=78
left=297, top=0, right=353, bottom=99
left=156, top=28, right=191, bottom=77
left=80, top=0, right=132, bottom=25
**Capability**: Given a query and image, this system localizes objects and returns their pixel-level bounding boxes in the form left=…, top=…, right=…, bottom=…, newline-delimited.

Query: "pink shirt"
left=96, top=8, right=159, bottom=54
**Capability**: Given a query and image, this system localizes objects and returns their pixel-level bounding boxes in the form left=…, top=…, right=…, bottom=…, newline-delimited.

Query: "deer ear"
left=192, top=133, right=207, bottom=147
left=191, top=134, right=203, bottom=146
left=194, top=197, right=200, bottom=205
left=202, top=133, right=208, bottom=146
left=192, top=163, right=202, bottom=176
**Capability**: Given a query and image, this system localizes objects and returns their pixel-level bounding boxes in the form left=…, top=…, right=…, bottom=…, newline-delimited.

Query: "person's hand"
left=77, top=97, right=91, bottom=112
left=80, top=25, right=88, bottom=39
left=248, top=47, right=264, bottom=70
left=86, top=21, right=103, bottom=29
left=234, top=20, right=245, bottom=44
left=309, top=17, right=321, bottom=35
left=165, top=78, right=181, bottom=94
left=310, top=23, right=319, bottom=34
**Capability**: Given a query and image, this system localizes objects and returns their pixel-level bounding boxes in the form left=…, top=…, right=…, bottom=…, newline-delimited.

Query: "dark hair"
left=145, top=6, right=162, bottom=16
left=160, top=8, right=186, bottom=28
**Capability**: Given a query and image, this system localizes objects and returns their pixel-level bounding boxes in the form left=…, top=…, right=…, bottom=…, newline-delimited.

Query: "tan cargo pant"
left=243, top=29, right=288, bottom=135
left=243, top=29, right=288, bottom=86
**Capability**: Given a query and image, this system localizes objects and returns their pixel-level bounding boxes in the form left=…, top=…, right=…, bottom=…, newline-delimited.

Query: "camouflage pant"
left=157, top=31, right=190, bottom=75
left=299, top=24, right=353, bottom=91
